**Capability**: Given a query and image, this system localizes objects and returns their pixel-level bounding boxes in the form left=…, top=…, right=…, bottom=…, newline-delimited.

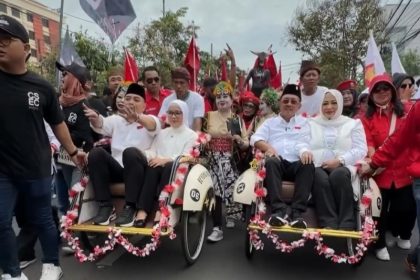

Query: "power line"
left=383, top=0, right=404, bottom=31
left=385, top=0, right=413, bottom=37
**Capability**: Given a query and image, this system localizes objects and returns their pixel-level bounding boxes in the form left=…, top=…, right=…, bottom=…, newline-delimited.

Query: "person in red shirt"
left=361, top=101, right=420, bottom=276
left=202, top=77, right=218, bottom=113
left=361, top=74, right=415, bottom=261
left=142, top=66, right=169, bottom=116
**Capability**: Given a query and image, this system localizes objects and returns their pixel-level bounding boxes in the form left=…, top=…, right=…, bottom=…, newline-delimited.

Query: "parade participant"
left=203, top=81, right=249, bottom=241
left=361, top=74, right=415, bottom=261
left=256, top=87, right=279, bottom=128
left=354, top=91, right=369, bottom=119
left=159, top=67, right=204, bottom=131
left=297, top=60, right=328, bottom=116
left=102, top=66, right=124, bottom=112
left=251, top=84, right=314, bottom=228
left=301, top=89, right=367, bottom=230
left=393, top=72, right=415, bottom=104
left=336, top=79, right=358, bottom=117
left=110, top=85, right=127, bottom=114
left=0, top=14, right=84, bottom=280
left=134, top=100, right=197, bottom=227
left=360, top=101, right=420, bottom=276
left=84, top=83, right=160, bottom=227
left=55, top=61, right=94, bottom=216
left=240, top=91, right=259, bottom=136
left=244, top=52, right=271, bottom=98
left=142, top=66, right=169, bottom=116
left=202, top=77, right=218, bottom=113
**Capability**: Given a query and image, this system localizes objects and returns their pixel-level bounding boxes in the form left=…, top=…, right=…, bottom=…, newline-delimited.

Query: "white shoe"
left=40, top=264, right=63, bottom=280
left=375, top=247, right=391, bottom=261
left=19, top=258, right=37, bottom=269
left=397, top=238, right=411, bottom=250
left=1, top=273, right=28, bottom=280
left=61, top=245, right=75, bottom=255
left=226, top=218, right=235, bottom=229
left=385, top=231, right=397, bottom=248
left=207, top=227, right=223, bottom=242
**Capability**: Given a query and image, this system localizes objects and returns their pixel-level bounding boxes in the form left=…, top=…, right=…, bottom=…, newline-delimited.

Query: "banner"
left=364, top=31, right=386, bottom=86
left=59, top=28, right=85, bottom=66
left=79, top=0, right=136, bottom=44
left=124, top=48, right=139, bottom=82
left=391, top=42, right=406, bottom=75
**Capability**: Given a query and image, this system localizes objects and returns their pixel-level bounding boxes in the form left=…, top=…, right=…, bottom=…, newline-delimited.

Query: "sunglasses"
left=166, top=110, right=182, bottom=117
left=373, top=84, right=391, bottom=93
left=281, top=98, right=299, bottom=105
left=146, top=77, right=160, bottom=84
left=400, top=83, right=413, bottom=89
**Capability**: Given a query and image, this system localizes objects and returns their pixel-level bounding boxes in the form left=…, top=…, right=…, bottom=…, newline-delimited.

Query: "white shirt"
left=298, top=86, right=328, bottom=116
left=250, top=115, right=310, bottom=162
left=92, top=114, right=160, bottom=166
left=145, top=126, right=197, bottom=160
left=158, top=91, right=204, bottom=129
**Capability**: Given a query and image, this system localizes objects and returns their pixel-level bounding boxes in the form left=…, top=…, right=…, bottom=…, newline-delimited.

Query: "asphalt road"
left=20, top=221, right=416, bottom=280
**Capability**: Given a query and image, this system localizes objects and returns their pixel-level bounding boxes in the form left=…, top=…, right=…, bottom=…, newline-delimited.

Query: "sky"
left=37, top=0, right=308, bottom=82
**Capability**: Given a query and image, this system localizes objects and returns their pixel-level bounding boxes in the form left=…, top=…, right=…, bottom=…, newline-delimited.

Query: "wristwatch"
left=69, top=149, right=78, bottom=157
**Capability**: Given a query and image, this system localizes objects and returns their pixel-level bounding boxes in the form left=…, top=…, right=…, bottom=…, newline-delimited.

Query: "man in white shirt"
left=84, top=83, right=160, bottom=227
left=251, top=84, right=314, bottom=228
left=297, top=60, right=328, bottom=116
left=158, top=67, right=204, bottom=131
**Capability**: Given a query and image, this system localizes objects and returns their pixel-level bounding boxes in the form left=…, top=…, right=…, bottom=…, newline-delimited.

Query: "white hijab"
left=168, top=99, right=189, bottom=127
left=312, top=89, right=350, bottom=127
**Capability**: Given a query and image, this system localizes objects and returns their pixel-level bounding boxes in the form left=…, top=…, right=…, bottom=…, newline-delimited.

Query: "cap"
left=0, top=14, right=29, bottom=43
left=299, top=60, right=320, bottom=77
left=126, top=83, right=145, bottom=100
left=171, top=67, right=191, bottom=81
left=281, top=84, right=301, bottom=100
left=337, top=79, right=357, bottom=92
left=56, top=61, right=91, bottom=85
left=240, top=91, right=259, bottom=107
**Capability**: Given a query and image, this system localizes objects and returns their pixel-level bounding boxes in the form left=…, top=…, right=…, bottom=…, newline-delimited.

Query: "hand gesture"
left=119, top=103, right=138, bottom=124
left=300, top=151, right=313, bottom=165
left=83, top=103, right=99, bottom=122
left=71, top=150, right=87, bottom=169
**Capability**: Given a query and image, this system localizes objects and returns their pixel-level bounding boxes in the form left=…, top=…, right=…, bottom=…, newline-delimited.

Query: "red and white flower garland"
left=248, top=150, right=376, bottom=264
left=61, top=132, right=211, bottom=262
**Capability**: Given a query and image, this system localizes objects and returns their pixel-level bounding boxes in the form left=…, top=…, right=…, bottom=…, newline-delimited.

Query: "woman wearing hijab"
left=361, top=74, right=415, bottom=261
left=203, top=81, right=249, bottom=242
left=133, top=100, right=198, bottom=227
left=299, top=89, right=367, bottom=231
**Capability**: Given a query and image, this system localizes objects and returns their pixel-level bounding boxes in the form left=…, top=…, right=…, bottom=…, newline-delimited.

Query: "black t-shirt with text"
left=62, top=100, right=93, bottom=152
left=0, top=70, right=64, bottom=179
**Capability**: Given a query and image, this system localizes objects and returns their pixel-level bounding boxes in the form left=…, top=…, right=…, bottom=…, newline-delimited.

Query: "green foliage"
left=400, top=49, right=420, bottom=76
left=28, top=48, right=59, bottom=88
left=288, top=0, right=386, bottom=87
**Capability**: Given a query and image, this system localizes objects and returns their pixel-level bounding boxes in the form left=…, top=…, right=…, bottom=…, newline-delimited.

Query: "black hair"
left=365, top=82, right=405, bottom=118
left=141, top=66, right=160, bottom=81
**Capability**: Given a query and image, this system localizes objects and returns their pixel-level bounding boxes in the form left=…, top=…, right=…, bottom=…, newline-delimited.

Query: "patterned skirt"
left=209, top=151, right=242, bottom=220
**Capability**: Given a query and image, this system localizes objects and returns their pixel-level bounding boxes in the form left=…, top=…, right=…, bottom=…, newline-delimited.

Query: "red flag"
left=266, top=53, right=277, bottom=79
left=220, top=57, right=227, bottom=81
left=124, top=48, right=139, bottom=82
left=184, top=37, right=200, bottom=91
left=271, top=61, right=282, bottom=89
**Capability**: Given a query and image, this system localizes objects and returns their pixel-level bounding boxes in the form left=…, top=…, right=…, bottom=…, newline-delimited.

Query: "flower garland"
left=61, top=132, right=211, bottom=262
left=248, top=150, right=376, bottom=264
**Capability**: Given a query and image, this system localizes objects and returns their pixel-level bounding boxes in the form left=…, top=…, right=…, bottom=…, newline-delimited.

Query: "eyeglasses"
left=62, top=71, right=68, bottom=77
left=281, top=98, right=299, bottom=105
left=146, top=77, right=160, bottom=84
left=400, top=83, right=413, bottom=89
left=167, top=110, right=183, bottom=117
left=242, top=103, right=256, bottom=109
left=373, top=84, right=391, bottom=93
left=0, top=34, right=15, bottom=47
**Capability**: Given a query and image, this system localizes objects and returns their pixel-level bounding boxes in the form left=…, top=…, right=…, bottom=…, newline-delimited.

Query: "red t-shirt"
left=145, top=89, right=170, bottom=116
left=204, top=96, right=215, bottom=113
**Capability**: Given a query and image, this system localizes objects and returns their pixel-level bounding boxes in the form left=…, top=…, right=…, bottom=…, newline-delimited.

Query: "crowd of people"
left=1, top=13, right=420, bottom=280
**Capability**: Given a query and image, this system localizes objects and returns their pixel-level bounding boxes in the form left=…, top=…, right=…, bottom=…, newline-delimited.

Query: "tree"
left=288, top=0, right=386, bottom=87
left=401, top=50, right=420, bottom=76
left=127, top=7, right=218, bottom=87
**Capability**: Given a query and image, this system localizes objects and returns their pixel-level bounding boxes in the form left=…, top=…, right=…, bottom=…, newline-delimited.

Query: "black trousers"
left=264, top=157, right=314, bottom=214
left=88, top=147, right=147, bottom=205
left=137, top=162, right=173, bottom=214
left=376, top=184, right=416, bottom=249
left=312, top=167, right=355, bottom=230
left=15, top=191, right=59, bottom=261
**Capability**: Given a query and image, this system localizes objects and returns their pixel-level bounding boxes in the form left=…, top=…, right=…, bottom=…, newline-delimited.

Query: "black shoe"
left=289, top=210, right=307, bottom=229
left=93, top=204, right=116, bottom=225
left=115, top=205, right=136, bottom=227
left=133, top=219, right=146, bottom=228
left=268, top=212, right=289, bottom=227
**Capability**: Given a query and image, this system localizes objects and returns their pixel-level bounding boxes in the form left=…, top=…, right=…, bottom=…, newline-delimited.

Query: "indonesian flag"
left=266, top=53, right=277, bottom=80
left=391, top=42, right=406, bottom=75
left=124, top=47, right=138, bottom=82
left=271, top=61, right=282, bottom=89
left=364, top=31, right=386, bottom=86
left=184, top=37, right=200, bottom=91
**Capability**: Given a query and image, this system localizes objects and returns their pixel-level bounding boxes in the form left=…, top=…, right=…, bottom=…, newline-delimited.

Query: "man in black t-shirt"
left=0, top=15, right=84, bottom=280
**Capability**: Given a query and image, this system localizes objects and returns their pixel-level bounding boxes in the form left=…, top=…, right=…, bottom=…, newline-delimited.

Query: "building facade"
left=0, top=0, right=59, bottom=62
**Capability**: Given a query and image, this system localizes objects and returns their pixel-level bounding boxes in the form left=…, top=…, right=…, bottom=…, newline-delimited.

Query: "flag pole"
left=56, top=0, right=64, bottom=87
left=192, top=20, right=196, bottom=91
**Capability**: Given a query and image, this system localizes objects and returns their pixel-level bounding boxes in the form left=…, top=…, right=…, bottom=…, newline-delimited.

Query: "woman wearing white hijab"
left=298, top=89, right=367, bottom=230
left=133, top=100, right=198, bottom=227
